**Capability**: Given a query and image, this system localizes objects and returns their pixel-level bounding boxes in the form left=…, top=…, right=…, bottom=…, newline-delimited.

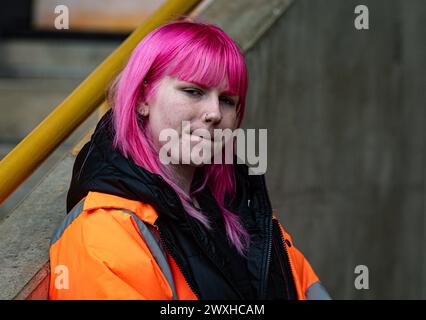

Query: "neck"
left=168, top=164, right=196, bottom=196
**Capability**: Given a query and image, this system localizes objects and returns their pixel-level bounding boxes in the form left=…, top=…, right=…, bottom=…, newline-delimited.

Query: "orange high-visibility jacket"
left=49, top=191, right=329, bottom=300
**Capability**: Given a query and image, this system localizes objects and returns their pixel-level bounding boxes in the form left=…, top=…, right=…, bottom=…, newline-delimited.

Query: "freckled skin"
left=143, top=76, right=239, bottom=165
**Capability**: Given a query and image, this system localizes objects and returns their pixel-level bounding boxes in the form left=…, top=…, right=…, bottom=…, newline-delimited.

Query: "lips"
left=189, top=134, right=203, bottom=142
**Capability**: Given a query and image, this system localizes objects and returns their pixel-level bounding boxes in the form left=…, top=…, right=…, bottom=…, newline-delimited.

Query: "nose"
left=202, top=95, right=222, bottom=124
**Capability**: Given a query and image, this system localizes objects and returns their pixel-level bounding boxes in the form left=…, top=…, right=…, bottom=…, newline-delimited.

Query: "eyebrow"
left=180, top=80, right=238, bottom=97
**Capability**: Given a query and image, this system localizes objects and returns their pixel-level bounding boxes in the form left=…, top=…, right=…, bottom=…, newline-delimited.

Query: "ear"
left=137, top=103, right=150, bottom=117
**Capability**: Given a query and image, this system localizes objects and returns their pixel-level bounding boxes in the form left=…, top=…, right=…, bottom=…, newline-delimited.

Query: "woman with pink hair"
left=49, top=20, right=330, bottom=300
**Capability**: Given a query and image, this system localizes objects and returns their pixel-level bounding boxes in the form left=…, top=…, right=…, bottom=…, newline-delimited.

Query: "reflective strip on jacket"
left=49, top=191, right=330, bottom=300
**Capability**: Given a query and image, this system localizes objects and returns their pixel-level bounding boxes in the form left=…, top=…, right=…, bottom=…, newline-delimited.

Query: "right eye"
left=182, top=88, right=203, bottom=97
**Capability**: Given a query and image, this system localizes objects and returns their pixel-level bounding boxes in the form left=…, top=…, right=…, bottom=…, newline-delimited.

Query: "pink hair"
left=109, top=20, right=249, bottom=255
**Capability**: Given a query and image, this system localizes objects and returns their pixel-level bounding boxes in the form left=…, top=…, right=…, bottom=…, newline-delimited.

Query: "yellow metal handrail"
left=0, top=0, right=202, bottom=204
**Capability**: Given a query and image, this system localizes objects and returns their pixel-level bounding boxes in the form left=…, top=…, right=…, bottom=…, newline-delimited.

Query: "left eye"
left=220, top=97, right=236, bottom=106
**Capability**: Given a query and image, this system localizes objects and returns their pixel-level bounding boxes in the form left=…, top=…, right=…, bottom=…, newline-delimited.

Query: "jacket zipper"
left=274, top=219, right=298, bottom=300
left=261, top=219, right=272, bottom=299
left=272, top=231, right=291, bottom=299
left=258, top=175, right=273, bottom=299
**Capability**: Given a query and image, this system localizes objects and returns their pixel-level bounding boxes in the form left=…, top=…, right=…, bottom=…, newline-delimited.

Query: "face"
left=142, top=76, right=239, bottom=166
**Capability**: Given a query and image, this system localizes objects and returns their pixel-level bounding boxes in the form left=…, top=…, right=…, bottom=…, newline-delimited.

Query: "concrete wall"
left=243, top=0, right=425, bottom=299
